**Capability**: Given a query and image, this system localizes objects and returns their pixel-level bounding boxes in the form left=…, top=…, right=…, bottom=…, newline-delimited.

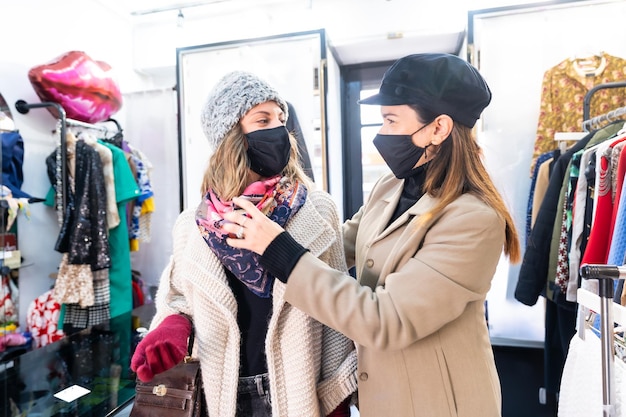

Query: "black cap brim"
left=358, top=92, right=409, bottom=106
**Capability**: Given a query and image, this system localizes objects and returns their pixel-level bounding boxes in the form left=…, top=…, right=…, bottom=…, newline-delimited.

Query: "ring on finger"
left=236, top=226, right=244, bottom=239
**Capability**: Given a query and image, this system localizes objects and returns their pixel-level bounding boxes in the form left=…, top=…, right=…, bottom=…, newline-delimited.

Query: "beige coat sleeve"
left=305, top=191, right=358, bottom=415
left=284, top=201, right=504, bottom=351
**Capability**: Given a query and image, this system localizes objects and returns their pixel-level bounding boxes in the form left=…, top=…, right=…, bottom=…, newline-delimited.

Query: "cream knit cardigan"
left=151, top=190, right=358, bottom=417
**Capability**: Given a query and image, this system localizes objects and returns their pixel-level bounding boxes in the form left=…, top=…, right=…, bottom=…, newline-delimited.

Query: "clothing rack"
left=565, top=96, right=626, bottom=416
left=64, top=117, right=109, bottom=134
left=13, top=99, right=110, bottom=215
left=583, top=106, right=626, bottom=133
left=582, top=81, right=626, bottom=132
left=578, top=264, right=626, bottom=417
left=14, top=99, right=69, bottom=213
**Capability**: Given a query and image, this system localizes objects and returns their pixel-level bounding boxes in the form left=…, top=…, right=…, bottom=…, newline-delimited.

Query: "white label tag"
left=54, top=385, right=91, bottom=402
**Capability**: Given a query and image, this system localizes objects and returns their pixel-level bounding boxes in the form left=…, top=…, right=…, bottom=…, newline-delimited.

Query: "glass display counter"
left=0, top=304, right=155, bottom=417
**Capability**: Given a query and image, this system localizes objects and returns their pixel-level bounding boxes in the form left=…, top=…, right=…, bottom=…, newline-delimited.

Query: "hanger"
left=572, top=49, right=605, bottom=76
left=106, top=118, right=123, bottom=132
left=103, top=118, right=124, bottom=148
left=0, top=96, right=13, bottom=128
left=615, top=113, right=626, bottom=137
left=583, top=106, right=626, bottom=133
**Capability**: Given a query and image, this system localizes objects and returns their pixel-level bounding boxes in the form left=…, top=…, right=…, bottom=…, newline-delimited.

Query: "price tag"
left=54, top=385, right=91, bottom=402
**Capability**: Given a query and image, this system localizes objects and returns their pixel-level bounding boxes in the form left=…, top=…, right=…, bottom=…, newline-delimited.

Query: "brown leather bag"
left=129, top=319, right=206, bottom=417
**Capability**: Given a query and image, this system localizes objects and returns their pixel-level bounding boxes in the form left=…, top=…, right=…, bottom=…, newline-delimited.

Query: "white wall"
left=0, top=0, right=145, bottom=329
left=0, top=0, right=465, bottom=330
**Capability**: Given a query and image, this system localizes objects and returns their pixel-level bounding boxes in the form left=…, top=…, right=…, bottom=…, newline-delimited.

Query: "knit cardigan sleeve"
left=150, top=211, right=196, bottom=330
left=305, top=191, right=359, bottom=415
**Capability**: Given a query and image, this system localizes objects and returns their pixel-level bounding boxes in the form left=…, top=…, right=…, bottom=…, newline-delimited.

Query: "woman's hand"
left=130, top=314, right=192, bottom=382
left=222, top=196, right=285, bottom=255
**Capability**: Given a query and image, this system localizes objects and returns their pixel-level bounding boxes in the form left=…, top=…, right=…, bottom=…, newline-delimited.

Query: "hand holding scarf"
left=196, top=175, right=306, bottom=297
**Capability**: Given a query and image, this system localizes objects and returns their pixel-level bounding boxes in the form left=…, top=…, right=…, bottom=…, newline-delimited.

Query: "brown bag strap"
left=135, top=383, right=196, bottom=400
left=179, top=313, right=195, bottom=357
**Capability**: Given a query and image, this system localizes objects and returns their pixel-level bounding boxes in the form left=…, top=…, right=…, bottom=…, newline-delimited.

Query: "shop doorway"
left=340, top=61, right=394, bottom=220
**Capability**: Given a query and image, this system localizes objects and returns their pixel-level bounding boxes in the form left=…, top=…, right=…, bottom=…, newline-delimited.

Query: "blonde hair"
left=201, top=123, right=313, bottom=201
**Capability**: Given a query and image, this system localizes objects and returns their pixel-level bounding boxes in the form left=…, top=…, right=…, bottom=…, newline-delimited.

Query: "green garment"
left=100, top=141, right=140, bottom=318
left=45, top=142, right=140, bottom=321
left=547, top=121, right=625, bottom=299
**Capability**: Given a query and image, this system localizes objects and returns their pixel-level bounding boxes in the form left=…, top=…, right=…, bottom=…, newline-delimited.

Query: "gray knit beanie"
left=200, top=71, right=289, bottom=150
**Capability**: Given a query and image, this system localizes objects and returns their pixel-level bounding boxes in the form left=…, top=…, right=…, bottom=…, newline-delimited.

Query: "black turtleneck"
left=387, top=164, right=428, bottom=227
left=225, top=268, right=272, bottom=377
left=259, top=164, right=429, bottom=286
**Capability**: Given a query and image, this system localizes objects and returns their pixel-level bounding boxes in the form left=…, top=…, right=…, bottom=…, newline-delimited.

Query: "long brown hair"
left=411, top=104, right=521, bottom=263
left=201, top=123, right=313, bottom=201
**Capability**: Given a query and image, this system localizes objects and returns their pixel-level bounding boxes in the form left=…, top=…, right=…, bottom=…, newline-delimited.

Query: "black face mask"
left=373, top=124, right=429, bottom=179
left=245, top=126, right=292, bottom=177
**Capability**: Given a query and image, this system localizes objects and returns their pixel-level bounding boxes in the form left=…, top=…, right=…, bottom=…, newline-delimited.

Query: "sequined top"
left=46, top=140, right=110, bottom=270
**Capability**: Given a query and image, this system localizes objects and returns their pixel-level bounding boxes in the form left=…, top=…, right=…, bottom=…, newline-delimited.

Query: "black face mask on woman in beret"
left=245, top=126, right=292, bottom=177
left=373, top=123, right=430, bottom=179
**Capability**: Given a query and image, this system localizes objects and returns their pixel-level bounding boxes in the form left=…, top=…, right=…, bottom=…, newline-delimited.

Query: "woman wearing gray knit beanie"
left=223, top=54, right=521, bottom=417
left=131, top=70, right=357, bottom=417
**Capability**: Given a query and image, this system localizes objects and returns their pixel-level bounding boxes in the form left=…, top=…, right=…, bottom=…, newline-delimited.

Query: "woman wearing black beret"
left=225, top=53, right=521, bottom=417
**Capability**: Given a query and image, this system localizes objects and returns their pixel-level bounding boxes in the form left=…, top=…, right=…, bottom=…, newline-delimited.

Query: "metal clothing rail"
left=583, top=106, right=626, bottom=133
left=14, top=99, right=69, bottom=214
left=582, top=81, right=626, bottom=132
left=579, top=264, right=625, bottom=417
left=65, top=117, right=109, bottom=133
left=13, top=99, right=112, bottom=216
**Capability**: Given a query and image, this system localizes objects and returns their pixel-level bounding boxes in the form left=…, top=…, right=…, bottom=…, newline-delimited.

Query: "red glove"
left=326, top=397, right=351, bottom=417
left=130, top=314, right=192, bottom=382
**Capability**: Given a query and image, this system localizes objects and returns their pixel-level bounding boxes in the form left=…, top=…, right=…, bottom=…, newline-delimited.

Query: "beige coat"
left=151, top=190, right=358, bottom=417
left=285, top=173, right=505, bottom=417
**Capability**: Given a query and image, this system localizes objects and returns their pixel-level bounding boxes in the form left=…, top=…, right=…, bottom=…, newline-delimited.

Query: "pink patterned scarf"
left=196, top=175, right=307, bottom=297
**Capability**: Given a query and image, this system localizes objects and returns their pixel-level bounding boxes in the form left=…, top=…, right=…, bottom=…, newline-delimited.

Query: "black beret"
left=359, top=53, right=492, bottom=128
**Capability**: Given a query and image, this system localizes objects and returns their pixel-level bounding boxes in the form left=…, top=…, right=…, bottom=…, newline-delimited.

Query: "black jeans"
left=236, top=373, right=271, bottom=417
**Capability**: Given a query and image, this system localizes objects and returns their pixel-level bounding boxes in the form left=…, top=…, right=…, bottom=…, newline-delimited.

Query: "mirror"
left=177, top=29, right=328, bottom=210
